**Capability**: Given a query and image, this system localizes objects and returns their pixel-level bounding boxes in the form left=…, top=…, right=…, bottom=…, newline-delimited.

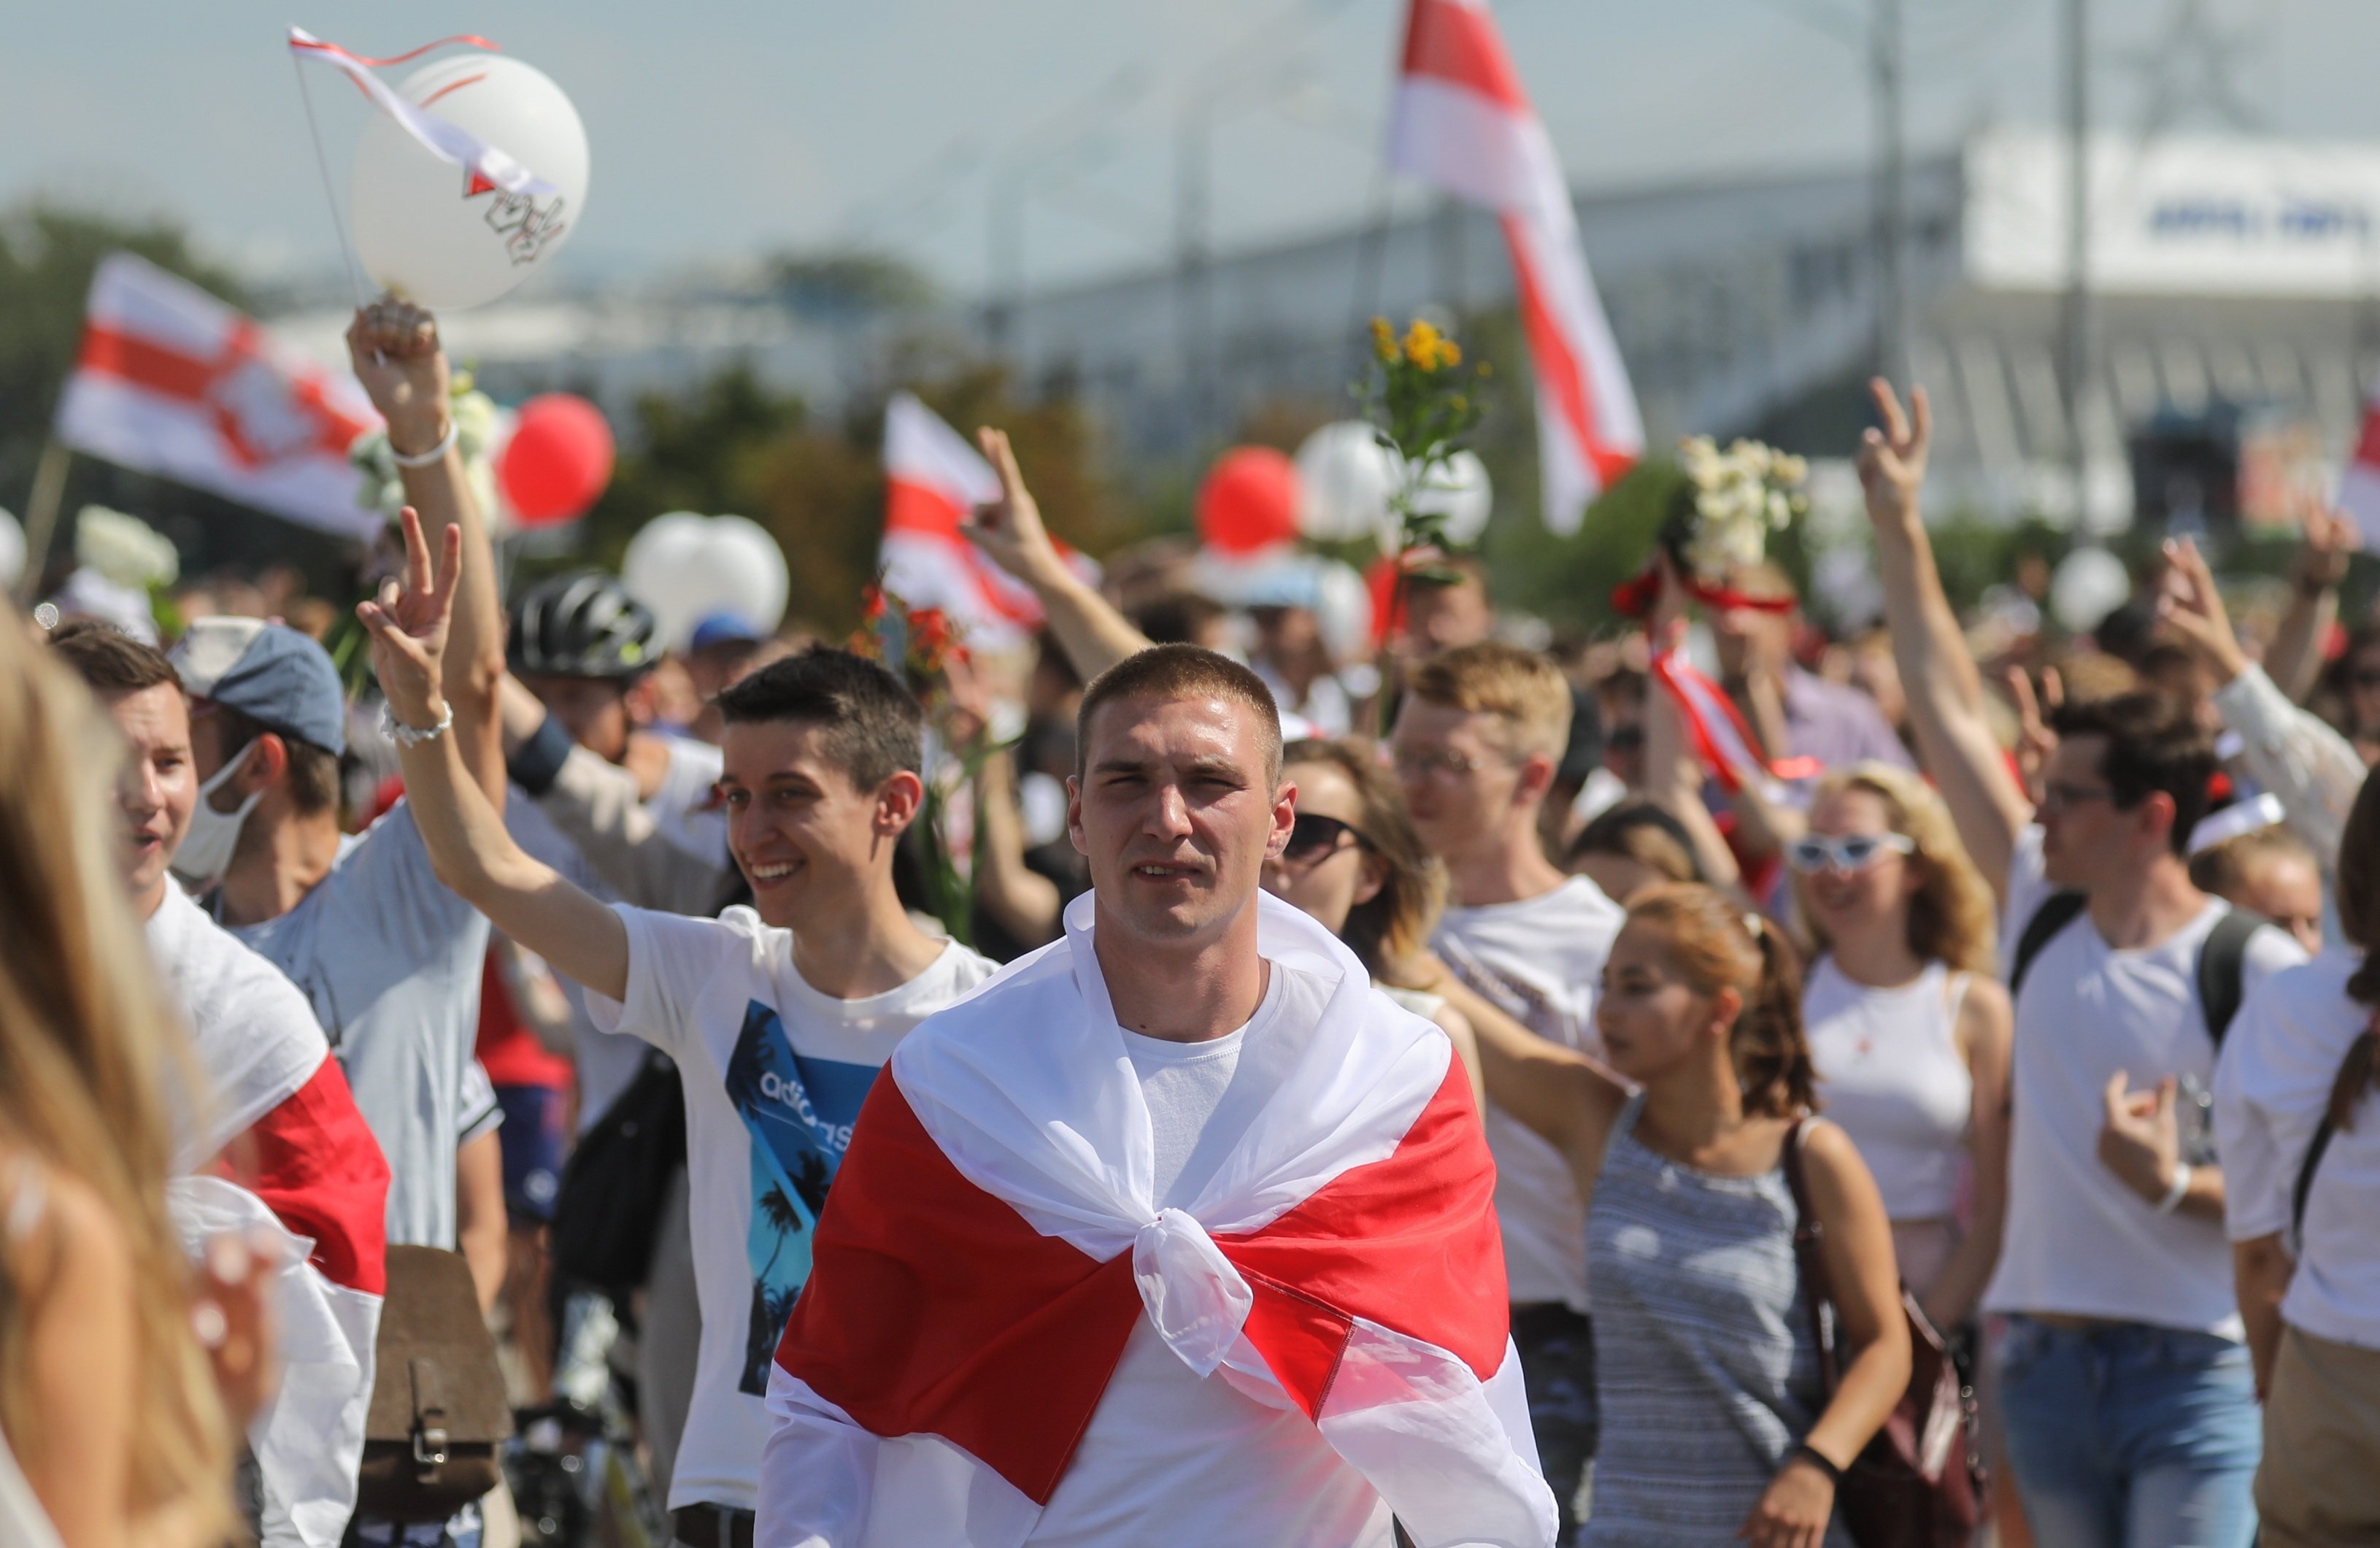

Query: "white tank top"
left=1804, top=958, right=1973, bottom=1222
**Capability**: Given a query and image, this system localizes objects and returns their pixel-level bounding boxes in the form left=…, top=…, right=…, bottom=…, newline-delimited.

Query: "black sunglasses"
left=1282, top=812, right=1372, bottom=864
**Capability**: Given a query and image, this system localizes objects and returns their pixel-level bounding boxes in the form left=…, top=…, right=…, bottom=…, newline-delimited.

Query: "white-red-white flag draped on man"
left=763, top=893, right=1555, bottom=1548
left=2335, top=377, right=2380, bottom=550
left=53, top=253, right=381, bottom=537
left=1389, top=0, right=1644, bottom=534
left=880, top=391, right=1089, bottom=649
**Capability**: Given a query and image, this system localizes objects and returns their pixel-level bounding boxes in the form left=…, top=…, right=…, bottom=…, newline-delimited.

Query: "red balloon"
left=1195, top=447, right=1301, bottom=557
left=498, top=394, right=615, bottom=527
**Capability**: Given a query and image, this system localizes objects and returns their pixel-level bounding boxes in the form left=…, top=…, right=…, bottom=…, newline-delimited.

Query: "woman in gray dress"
left=1469, top=882, right=1910, bottom=1547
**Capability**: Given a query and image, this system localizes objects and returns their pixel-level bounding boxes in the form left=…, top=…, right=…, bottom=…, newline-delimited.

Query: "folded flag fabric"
left=764, top=891, right=1553, bottom=1548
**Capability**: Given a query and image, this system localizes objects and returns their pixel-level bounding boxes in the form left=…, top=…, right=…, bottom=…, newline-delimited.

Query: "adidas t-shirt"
left=585, top=904, right=998, bottom=1513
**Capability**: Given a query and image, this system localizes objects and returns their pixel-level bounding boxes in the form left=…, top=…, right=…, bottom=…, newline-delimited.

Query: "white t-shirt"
left=1028, top=963, right=1393, bottom=1548
left=2214, top=950, right=2380, bottom=1352
left=1983, top=827, right=2304, bottom=1334
left=585, top=904, right=998, bottom=1514
left=147, top=880, right=334, bottom=1171
left=1433, top=876, right=1625, bottom=1310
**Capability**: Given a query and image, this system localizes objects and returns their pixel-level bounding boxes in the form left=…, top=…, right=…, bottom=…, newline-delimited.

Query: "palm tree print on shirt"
left=723, top=998, right=881, bottom=1393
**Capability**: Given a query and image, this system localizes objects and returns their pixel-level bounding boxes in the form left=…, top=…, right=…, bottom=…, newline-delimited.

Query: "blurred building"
left=999, top=127, right=2380, bottom=529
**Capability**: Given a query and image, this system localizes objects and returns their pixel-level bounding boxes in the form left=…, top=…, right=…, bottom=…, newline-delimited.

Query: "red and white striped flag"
left=54, top=253, right=380, bottom=537
left=1651, top=647, right=1819, bottom=800
left=2336, top=380, right=2380, bottom=550
left=1390, top=0, right=1643, bottom=534
left=763, top=893, right=1554, bottom=1547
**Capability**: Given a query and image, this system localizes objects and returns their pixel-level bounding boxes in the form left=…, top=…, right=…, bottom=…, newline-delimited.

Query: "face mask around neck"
left=170, top=743, right=264, bottom=889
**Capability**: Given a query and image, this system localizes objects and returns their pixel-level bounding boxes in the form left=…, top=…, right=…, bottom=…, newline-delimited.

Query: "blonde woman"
left=0, top=617, right=249, bottom=1548
left=1792, top=760, right=2012, bottom=1333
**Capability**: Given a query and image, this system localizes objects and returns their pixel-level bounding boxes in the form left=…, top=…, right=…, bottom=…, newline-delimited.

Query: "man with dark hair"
left=761, top=640, right=1552, bottom=1547
left=355, top=516, right=998, bottom=1548
left=48, top=620, right=390, bottom=1548
left=1861, top=379, right=2300, bottom=1546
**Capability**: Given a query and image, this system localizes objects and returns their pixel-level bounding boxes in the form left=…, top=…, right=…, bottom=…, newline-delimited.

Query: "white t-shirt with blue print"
left=584, top=904, right=997, bottom=1514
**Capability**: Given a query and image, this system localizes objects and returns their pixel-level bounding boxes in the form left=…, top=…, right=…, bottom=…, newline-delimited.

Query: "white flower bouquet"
left=1672, top=435, right=1809, bottom=581
left=74, top=504, right=180, bottom=590
left=350, top=371, right=503, bottom=523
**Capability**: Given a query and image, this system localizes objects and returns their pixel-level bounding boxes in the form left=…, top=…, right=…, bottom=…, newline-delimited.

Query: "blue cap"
left=171, top=617, right=348, bottom=756
left=688, top=610, right=763, bottom=654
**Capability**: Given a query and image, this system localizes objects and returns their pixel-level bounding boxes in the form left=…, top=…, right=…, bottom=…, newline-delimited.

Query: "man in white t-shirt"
left=1860, top=380, right=2299, bottom=1547
left=762, top=643, right=1550, bottom=1547
left=49, top=620, right=390, bottom=1548
left=1388, top=641, right=1623, bottom=1532
left=353, top=509, right=998, bottom=1547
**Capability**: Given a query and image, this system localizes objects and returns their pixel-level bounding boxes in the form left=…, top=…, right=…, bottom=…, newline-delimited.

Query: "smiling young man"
left=1387, top=642, right=1623, bottom=1534
left=49, top=620, right=389, bottom=1548
left=353, top=509, right=996, bottom=1548
left=760, top=644, right=1552, bottom=1548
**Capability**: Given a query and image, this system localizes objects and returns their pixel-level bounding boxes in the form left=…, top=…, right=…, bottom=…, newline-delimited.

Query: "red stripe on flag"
left=213, top=1056, right=390, bottom=1297
left=1504, top=215, right=1635, bottom=489
left=288, top=32, right=503, bottom=67
left=1400, top=0, right=1530, bottom=112
left=78, top=323, right=215, bottom=403
left=2354, top=401, right=2380, bottom=470
left=885, top=475, right=966, bottom=539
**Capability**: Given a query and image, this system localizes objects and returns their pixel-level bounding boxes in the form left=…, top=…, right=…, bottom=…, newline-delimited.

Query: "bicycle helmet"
left=509, top=570, right=658, bottom=680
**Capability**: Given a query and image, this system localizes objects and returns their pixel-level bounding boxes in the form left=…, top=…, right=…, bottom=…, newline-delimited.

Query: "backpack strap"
left=2193, top=907, right=2265, bottom=1051
left=2008, top=890, right=2088, bottom=1003
left=2294, top=1025, right=2379, bottom=1250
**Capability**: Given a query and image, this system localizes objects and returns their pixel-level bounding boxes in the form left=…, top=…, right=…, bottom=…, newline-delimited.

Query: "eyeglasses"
left=1786, top=831, right=1916, bottom=874
left=1280, top=812, right=1371, bottom=867
left=2038, top=782, right=2121, bottom=814
left=1389, top=746, right=1519, bottom=782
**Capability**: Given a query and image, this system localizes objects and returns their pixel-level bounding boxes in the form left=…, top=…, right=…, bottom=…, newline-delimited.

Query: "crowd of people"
left=1, top=303, right=2376, bottom=1548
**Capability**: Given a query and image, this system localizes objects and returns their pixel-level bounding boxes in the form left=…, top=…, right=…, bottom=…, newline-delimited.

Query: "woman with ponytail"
left=2214, top=763, right=2380, bottom=1544
left=1467, top=882, right=1909, bottom=1546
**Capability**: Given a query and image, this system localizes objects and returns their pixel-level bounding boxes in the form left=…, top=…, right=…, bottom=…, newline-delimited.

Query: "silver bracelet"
left=2154, top=1162, right=2193, bottom=1215
left=389, top=419, right=458, bottom=468
left=379, top=700, right=454, bottom=748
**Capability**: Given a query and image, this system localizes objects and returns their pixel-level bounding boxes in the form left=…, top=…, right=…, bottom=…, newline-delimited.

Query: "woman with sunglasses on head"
left=1261, top=738, right=1484, bottom=1106
left=1793, top=761, right=2011, bottom=1336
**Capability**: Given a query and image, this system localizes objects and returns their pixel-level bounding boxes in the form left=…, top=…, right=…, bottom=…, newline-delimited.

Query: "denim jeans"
left=1995, top=1315, right=2260, bottom=1548
left=1511, top=1304, right=1598, bottom=1542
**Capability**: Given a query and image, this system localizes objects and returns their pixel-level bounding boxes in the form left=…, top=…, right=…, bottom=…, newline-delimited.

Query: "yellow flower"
left=1371, top=317, right=1398, bottom=363
left=1403, top=319, right=1444, bottom=370
left=1433, top=338, right=1463, bottom=369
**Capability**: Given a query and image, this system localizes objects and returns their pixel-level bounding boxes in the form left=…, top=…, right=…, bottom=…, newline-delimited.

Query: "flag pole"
left=14, top=440, right=70, bottom=605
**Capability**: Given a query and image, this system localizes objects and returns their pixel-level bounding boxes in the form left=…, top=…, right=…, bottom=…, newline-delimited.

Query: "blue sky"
left=7, top=0, right=2379, bottom=298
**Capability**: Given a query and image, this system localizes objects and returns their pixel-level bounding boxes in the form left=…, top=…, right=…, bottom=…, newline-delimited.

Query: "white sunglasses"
left=1787, top=832, right=1916, bottom=874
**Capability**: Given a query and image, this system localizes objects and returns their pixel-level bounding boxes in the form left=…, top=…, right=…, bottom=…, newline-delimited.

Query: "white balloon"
left=350, top=55, right=589, bottom=310
left=2050, top=546, right=2132, bottom=634
left=1293, top=421, right=1396, bottom=543
left=623, top=512, right=790, bottom=655
left=1310, top=560, right=1374, bottom=665
left=1379, top=450, right=1493, bottom=552
left=0, top=508, right=20, bottom=593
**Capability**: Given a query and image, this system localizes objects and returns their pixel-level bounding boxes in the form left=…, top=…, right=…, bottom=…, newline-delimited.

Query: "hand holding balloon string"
left=347, top=300, right=452, bottom=458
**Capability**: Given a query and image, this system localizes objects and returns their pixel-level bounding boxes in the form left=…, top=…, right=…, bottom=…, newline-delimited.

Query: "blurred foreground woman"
left=0, top=615, right=245, bottom=1548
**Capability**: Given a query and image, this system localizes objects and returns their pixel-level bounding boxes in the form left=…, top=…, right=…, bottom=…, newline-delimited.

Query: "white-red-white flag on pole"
left=2335, top=380, right=2380, bottom=550
left=880, top=392, right=1096, bottom=650
left=53, top=253, right=381, bottom=537
left=1389, top=0, right=1644, bottom=534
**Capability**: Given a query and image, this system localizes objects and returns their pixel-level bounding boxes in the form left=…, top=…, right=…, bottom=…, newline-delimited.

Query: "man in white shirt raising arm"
left=355, top=508, right=998, bottom=1548
left=1859, top=379, right=2303, bottom=1548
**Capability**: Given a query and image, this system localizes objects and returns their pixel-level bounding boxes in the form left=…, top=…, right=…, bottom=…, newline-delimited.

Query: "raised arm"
left=2265, top=507, right=2356, bottom=706
left=1641, top=615, right=1747, bottom=894
left=358, top=508, right=628, bottom=1001
left=349, top=302, right=507, bottom=810
left=1858, top=380, right=2030, bottom=898
left=967, top=428, right=1150, bottom=679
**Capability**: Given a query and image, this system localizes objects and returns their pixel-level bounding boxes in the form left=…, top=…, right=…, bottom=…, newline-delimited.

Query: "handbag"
left=1784, top=1120, right=1988, bottom=1548
left=355, top=1246, right=514, bottom=1523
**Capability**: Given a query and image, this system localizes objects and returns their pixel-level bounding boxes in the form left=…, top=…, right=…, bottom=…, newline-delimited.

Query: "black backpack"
left=2007, top=890, right=2267, bottom=1050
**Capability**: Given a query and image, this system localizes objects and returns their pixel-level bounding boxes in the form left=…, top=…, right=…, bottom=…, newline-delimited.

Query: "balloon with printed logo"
left=1195, top=447, right=1301, bottom=557
left=498, top=394, right=613, bottom=527
left=350, top=54, right=590, bottom=310
left=1293, top=421, right=1397, bottom=542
